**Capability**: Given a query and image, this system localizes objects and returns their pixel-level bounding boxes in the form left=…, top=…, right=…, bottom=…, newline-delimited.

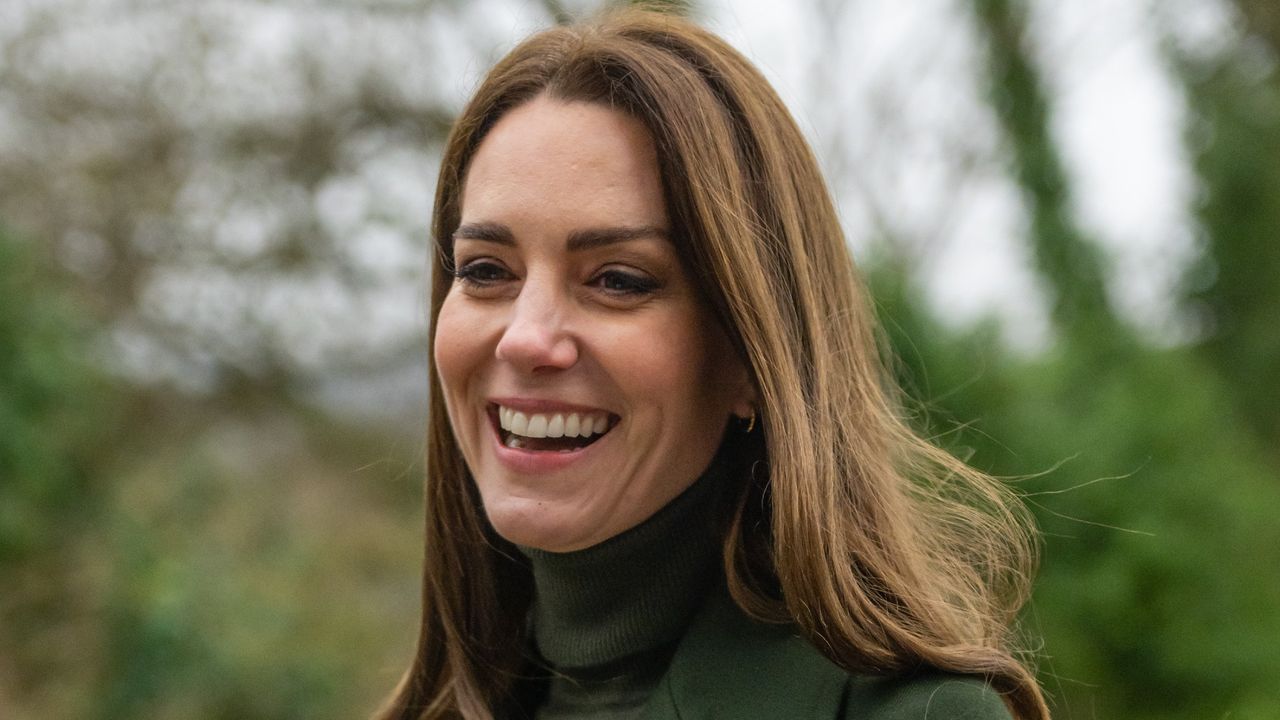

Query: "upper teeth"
left=498, top=406, right=611, bottom=439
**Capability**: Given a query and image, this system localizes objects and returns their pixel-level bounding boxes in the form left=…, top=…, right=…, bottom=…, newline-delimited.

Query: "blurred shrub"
left=94, top=418, right=422, bottom=720
left=1, top=225, right=115, bottom=718
left=0, top=226, right=106, bottom=561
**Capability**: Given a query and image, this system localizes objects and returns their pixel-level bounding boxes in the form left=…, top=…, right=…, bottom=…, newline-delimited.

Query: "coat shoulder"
left=651, top=589, right=1012, bottom=720
left=842, top=673, right=1013, bottom=720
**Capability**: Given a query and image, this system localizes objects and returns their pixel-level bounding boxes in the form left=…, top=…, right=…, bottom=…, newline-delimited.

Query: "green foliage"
left=906, top=2, right=1280, bottom=717
left=0, top=226, right=113, bottom=718
left=0, top=225, right=422, bottom=718
left=0, top=407, right=422, bottom=720
left=971, top=0, right=1116, bottom=345
left=0, top=227, right=104, bottom=562
left=85, top=412, right=423, bottom=720
left=1178, top=39, right=1280, bottom=446
left=902, top=328, right=1280, bottom=718
left=876, top=260, right=1280, bottom=718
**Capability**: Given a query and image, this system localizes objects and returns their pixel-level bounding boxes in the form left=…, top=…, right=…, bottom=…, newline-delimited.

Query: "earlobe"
left=729, top=377, right=758, bottom=428
left=728, top=359, right=757, bottom=421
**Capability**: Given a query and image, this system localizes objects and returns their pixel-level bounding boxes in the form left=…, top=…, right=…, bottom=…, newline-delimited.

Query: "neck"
left=518, top=461, right=726, bottom=671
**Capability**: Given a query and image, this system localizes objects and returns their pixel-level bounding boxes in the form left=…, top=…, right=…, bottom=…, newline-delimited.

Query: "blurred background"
left=2, top=0, right=1278, bottom=717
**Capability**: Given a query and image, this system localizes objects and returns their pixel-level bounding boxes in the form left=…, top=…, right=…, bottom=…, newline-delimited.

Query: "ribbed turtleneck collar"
left=518, top=460, right=725, bottom=672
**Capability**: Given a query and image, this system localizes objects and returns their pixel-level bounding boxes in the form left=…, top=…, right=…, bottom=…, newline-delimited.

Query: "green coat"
left=638, top=591, right=1013, bottom=720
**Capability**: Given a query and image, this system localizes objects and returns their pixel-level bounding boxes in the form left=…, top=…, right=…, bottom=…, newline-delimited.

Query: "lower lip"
left=489, top=415, right=609, bottom=473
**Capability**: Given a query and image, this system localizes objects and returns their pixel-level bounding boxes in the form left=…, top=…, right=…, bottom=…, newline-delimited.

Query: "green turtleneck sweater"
left=518, top=464, right=724, bottom=720
left=515, top=462, right=1015, bottom=720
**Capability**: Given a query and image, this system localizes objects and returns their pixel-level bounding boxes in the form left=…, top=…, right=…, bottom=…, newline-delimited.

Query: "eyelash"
left=453, top=260, right=511, bottom=286
left=592, top=269, right=661, bottom=296
left=451, top=260, right=661, bottom=297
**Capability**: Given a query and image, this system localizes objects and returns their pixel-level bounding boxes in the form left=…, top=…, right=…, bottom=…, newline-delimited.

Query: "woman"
left=381, top=8, right=1048, bottom=720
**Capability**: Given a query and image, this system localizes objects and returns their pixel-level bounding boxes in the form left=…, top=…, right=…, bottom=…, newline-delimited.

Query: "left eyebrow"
left=567, top=225, right=668, bottom=252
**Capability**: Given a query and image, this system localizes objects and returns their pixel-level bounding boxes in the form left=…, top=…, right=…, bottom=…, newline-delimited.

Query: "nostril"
left=495, top=326, right=578, bottom=370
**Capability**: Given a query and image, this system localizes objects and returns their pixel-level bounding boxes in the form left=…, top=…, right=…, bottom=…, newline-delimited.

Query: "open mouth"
left=489, top=403, right=617, bottom=453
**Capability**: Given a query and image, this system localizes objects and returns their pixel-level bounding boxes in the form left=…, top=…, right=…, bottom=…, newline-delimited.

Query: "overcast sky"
left=0, top=0, right=1234, bottom=403
left=704, top=0, right=1219, bottom=349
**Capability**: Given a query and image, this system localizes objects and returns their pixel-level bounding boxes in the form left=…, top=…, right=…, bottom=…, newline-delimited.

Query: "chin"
left=482, top=496, right=591, bottom=553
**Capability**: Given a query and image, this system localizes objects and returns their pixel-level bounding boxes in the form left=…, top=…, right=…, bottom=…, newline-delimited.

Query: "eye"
left=453, top=259, right=515, bottom=292
left=591, top=268, right=661, bottom=296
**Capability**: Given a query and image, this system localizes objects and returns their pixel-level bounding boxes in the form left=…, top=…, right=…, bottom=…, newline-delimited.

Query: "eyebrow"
left=452, top=221, right=668, bottom=251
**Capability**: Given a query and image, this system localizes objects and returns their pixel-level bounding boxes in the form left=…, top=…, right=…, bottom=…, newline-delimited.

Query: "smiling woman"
left=435, top=97, right=752, bottom=553
left=379, top=8, right=1049, bottom=720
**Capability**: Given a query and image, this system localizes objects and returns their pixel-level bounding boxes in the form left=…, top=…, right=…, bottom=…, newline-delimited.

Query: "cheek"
left=433, top=294, right=486, bottom=398
left=615, top=320, right=721, bottom=416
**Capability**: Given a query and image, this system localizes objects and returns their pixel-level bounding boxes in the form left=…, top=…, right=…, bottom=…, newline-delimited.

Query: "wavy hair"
left=379, top=8, right=1048, bottom=720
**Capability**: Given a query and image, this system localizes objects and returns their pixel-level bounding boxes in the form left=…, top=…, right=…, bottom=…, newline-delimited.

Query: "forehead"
left=460, top=96, right=668, bottom=230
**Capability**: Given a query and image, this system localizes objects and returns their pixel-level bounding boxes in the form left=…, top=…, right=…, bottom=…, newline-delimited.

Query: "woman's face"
left=434, top=96, right=750, bottom=552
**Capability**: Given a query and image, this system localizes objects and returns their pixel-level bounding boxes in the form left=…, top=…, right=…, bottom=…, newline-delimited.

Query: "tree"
left=1170, top=0, right=1280, bottom=450
left=870, top=1, right=1280, bottom=717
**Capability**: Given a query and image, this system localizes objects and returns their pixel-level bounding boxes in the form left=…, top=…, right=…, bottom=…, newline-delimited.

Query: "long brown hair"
left=380, top=8, right=1048, bottom=719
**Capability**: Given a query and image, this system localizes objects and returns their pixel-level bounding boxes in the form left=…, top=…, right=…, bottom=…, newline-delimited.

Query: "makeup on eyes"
left=450, top=235, right=677, bottom=300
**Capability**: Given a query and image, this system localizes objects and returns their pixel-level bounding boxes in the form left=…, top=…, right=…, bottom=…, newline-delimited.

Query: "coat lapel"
left=639, top=590, right=848, bottom=720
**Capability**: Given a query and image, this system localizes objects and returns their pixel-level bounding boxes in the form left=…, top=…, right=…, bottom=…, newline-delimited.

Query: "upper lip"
left=488, top=397, right=616, bottom=416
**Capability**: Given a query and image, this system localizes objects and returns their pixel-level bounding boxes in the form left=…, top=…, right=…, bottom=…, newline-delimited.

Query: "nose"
left=494, top=280, right=579, bottom=372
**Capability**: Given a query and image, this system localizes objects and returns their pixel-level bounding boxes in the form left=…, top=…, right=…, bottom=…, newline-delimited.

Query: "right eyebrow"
left=452, top=221, right=514, bottom=245
left=452, top=221, right=668, bottom=250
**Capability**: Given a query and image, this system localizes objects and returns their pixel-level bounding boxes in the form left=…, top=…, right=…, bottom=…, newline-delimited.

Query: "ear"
left=727, top=356, right=757, bottom=421
left=706, top=319, right=757, bottom=421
